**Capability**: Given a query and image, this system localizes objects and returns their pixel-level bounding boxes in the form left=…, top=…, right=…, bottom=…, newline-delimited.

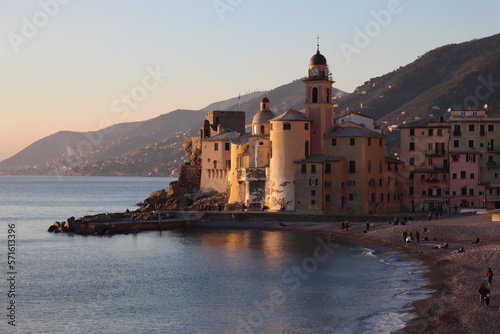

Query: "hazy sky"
left=1, top=0, right=499, bottom=161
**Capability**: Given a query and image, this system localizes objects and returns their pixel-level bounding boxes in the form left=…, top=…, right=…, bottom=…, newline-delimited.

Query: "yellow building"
left=199, top=46, right=407, bottom=213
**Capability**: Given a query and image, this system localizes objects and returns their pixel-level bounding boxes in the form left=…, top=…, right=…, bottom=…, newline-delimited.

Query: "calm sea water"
left=1, top=176, right=430, bottom=334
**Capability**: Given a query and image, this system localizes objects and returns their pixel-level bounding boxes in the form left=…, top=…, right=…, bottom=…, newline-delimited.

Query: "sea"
left=1, top=176, right=431, bottom=334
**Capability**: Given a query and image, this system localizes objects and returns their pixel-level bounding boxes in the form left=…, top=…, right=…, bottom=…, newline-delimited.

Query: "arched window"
left=283, top=122, right=291, bottom=130
left=305, top=141, right=309, bottom=157
left=260, top=125, right=265, bottom=134
left=312, top=87, right=318, bottom=103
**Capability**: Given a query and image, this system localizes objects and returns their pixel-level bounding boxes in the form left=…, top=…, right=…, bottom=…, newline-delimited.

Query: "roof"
left=310, top=50, right=327, bottom=65
left=252, top=109, right=276, bottom=124
left=271, top=109, right=311, bottom=122
left=400, top=118, right=450, bottom=128
left=324, top=125, right=385, bottom=138
left=231, top=133, right=250, bottom=145
left=202, top=131, right=241, bottom=141
left=294, top=154, right=344, bottom=163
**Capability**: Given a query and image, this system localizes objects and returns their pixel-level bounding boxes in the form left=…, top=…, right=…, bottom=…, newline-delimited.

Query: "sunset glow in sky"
left=1, top=0, right=499, bottom=161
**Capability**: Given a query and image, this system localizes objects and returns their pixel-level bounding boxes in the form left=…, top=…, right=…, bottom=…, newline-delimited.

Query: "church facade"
left=199, top=47, right=408, bottom=214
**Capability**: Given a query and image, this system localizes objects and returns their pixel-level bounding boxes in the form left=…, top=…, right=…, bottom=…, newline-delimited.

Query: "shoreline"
left=193, top=213, right=500, bottom=334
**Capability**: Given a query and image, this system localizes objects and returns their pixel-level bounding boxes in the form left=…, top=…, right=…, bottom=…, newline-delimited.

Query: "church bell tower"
left=304, top=38, right=335, bottom=155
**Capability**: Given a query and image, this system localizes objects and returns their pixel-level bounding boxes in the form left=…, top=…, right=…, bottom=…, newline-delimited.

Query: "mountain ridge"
left=3, top=33, right=500, bottom=176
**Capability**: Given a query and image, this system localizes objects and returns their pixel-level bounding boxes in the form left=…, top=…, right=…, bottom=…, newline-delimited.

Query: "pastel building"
left=199, top=46, right=406, bottom=213
left=449, top=109, right=500, bottom=209
left=399, top=117, right=450, bottom=211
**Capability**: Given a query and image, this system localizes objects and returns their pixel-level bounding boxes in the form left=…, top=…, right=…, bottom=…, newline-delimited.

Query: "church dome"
left=310, top=50, right=327, bottom=65
left=252, top=109, right=276, bottom=124
left=261, top=96, right=270, bottom=103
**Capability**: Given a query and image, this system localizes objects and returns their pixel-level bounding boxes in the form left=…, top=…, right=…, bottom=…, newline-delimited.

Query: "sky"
left=0, top=0, right=499, bottom=161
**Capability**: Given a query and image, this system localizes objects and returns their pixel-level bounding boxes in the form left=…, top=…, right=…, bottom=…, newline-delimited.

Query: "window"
left=348, top=160, right=356, bottom=173
left=301, top=164, right=307, bottom=174
left=214, top=143, right=219, bottom=151
left=488, top=124, right=494, bottom=132
left=428, top=129, right=434, bottom=136
left=311, top=164, right=317, bottom=174
left=331, top=138, right=337, bottom=146
left=311, top=190, right=316, bottom=196
left=325, top=163, right=331, bottom=174
left=312, top=87, right=318, bottom=103
left=381, top=193, right=384, bottom=202
left=468, top=140, right=474, bottom=148
left=409, top=186, right=414, bottom=195
left=409, top=157, right=415, bottom=166
left=224, top=142, right=230, bottom=151
left=367, top=160, right=371, bottom=173
left=324, top=181, right=331, bottom=188
left=466, top=154, right=476, bottom=162
left=325, top=194, right=330, bottom=201
left=409, top=142, right=415, bottom=151
left=428, top=143, right=433, bottom=150
left=428, top=158, right=433, bottom=165
left=379, top=179, right=382, bottom=186
left=488, top=155, right=494, bottom=162
left=469, top=124, right=475, bottom=132
left=421, top=174, right=425, bottom=180
left=260, top=125, right=265, bottom=134
left=283, top=122, right=291, bottom=130
left=225, top=160, right=231, bottom=169
left=347, top=180, right=356, bottom=186
left=305, top=123, right=309, bottom=130
left=460, top=171, right=466, bottom=179
left=437, top=129, right=442, bottom=136
left=453, top=124, right=461, bottom=135
left=469, top=189, right=474, bottom=196
left=410, top=128, right=415, bottom=136
left=349, top=193, right=354, bottom=201
left=379, top=139, right=383, bottom=146
left=422, top=191, right=427, bottom=196
left=368, top=138, right=372, bottom=146
left=452, top=173, right=457, bottom=179
left=305, top=141, right=309, bottom=158
left=311, top=199, right=316, bottom=205
left=461, top=187, right=467, bottom=196
left=371, top=193, right=375, bottom=202
left=350, top=138, right=356, bottom=146
left=453, top=140, right=459, bottom=148
left=379, top=161, right=382, bottom=173
left=309, top=179, right=318, bottom=186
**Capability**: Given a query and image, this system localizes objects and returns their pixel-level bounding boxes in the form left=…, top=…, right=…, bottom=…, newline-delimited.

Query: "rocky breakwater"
left=47, top=211, right=195, bottom=235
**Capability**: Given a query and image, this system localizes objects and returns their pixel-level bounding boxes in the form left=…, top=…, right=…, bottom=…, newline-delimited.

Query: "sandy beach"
left=197, top=213, right=500, bottom=334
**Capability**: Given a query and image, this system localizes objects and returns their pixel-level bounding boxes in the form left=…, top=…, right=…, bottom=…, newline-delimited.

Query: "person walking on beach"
left=479, top=283, right=489, bottom=306
left=487, top=268, right=493, bottom=285
left=415, top=230, right=420, bottom=242
left=428, top=211, right=432, bottom=221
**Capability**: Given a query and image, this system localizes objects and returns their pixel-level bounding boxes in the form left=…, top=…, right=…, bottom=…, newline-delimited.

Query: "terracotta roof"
left=324, top=126, right=384, bottom=138
left=271, top=109, right=310, bottom=122
left=202, top=131, right=241, bottom=141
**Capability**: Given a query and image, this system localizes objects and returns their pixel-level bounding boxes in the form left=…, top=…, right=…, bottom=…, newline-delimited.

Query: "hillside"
left=0, top=80, right=344, bottom=176
left=3, top=33, right=500, bottom=176
left=338, top=34, right=500, bottom=127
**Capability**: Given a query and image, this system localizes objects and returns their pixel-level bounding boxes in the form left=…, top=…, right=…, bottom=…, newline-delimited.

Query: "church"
left=199, top=46, right=408, bottom=214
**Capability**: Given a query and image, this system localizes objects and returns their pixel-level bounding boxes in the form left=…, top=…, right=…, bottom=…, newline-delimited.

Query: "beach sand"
left=197, top=213, right=500, bottom=334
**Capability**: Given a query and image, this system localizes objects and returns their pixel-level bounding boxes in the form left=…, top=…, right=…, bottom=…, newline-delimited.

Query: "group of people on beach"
left=479, top=268, right=494, bottom=307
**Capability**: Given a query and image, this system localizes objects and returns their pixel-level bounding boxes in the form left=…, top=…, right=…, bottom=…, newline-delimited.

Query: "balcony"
left=486, top=161, right=497, bottom=167
left=425, top=150, right=446, bottom=157
left=237, top=168, right=267, bottom=181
